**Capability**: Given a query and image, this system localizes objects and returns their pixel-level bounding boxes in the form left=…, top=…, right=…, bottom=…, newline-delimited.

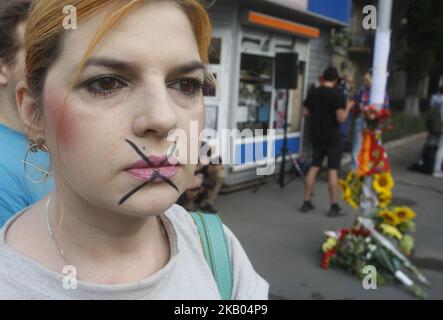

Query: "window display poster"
left=273, top=90, right=288, bottom=129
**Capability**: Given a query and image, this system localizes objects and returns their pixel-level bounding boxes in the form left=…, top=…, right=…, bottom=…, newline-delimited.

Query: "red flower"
left=321, top=249, right=336, bottom=269
left=338, top=228, right=350, bottom=240
left=378, top=109, right=391, bottom=119
left=351, top=227, right=370, bottom=237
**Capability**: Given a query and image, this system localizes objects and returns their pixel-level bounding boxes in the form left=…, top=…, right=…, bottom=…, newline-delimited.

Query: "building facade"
left=204, top=0, right=351, bottom=186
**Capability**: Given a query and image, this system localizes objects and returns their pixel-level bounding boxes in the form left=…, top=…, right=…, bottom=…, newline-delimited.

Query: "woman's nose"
left=132, top=85, right=179, bottom=138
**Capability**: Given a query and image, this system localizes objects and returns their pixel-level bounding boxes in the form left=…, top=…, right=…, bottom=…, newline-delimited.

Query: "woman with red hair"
left=0, top=0, right=269, bottom=299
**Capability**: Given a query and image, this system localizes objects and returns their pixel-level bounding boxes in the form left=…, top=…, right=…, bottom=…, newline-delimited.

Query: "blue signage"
left=307, top=0, right=351, bottom=24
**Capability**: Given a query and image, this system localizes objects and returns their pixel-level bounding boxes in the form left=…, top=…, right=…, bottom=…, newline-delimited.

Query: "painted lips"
left=125, top=156, right=179, bottom=182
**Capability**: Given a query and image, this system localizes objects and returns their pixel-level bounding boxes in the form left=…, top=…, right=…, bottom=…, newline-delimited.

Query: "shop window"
left=237, top=54, right=273, bottom=133
left=273, top=61, right=306, bottom=133
left=209, top=38, right=222, bottom=65
left=205, top=105, right=218, bottom=130
left=203, top=73, right=217, bottom=97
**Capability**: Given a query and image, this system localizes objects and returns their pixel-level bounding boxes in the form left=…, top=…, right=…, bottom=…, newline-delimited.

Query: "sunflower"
left=380, top=223, right=403, bottom=240
left=346, top=171, right=358, bottom=184
left=344, top=191, right=359, bottom=209
left=373, top=172, right=394, bottom=194
left=378, top=209, right=400, bottom=226
left=346, top=197, right=359, bottom=209
left=393, top=206, right=416, bottom=223
left=343, top=186, right=352, bottom=199
left=378, top=190, right=392, bottom=208
left=340, top=173, right=361, bottom=209
left=339, top=179, right=348, bottom=192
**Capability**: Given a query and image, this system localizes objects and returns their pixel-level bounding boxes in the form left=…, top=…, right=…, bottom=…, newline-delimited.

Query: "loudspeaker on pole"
left=275, top=52, right=299, bottom=90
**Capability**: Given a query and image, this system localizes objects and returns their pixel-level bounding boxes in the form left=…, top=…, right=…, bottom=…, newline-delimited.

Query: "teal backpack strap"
left=190, top=211, right=233, bottom=300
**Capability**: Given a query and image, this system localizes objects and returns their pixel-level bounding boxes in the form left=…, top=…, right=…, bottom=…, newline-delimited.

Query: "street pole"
left=279, top=89, right=289, bottom=188
left=370, top=0, right=393, bottom=110
left=361, top=0, right=393, bottom=217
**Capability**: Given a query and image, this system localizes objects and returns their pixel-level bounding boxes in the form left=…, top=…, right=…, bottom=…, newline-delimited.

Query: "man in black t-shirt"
left=300, top=67, right=353, bottom=217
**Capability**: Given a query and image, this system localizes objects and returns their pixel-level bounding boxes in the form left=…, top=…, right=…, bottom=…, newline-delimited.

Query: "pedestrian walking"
left=300, top=67, right=353, bottom=217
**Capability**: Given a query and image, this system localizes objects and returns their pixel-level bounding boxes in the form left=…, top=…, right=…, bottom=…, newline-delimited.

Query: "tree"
left=390, top=0, right=443, bottom=116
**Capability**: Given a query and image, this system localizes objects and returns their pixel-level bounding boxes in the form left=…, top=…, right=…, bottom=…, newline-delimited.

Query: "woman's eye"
left=168, top=78, right=203, bottom=97
left=85, top=76, right=127, bottom=98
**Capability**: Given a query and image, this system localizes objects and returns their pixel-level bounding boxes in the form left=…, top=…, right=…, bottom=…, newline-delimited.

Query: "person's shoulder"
left=164, top=204, right=201, bottom=240
left=164, top=208, right=269, bottom=299
left=0, top=125, right=27, bottom=149
left=164, top=204, right=193, bottom=223
left=0, top=128, right=29, bottom=174
left=355, top=86, right=366, bottom=96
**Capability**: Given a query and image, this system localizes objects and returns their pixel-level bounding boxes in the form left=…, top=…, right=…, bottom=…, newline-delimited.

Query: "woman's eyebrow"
left=83, top=57, right=140, bottom=74
left=82, top=57, right=205, bottom=76
left=171, top=61, right=205, bottom=75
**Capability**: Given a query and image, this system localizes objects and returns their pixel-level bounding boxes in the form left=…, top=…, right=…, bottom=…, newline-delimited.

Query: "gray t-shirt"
left=0, top=204, right=269, bottom=299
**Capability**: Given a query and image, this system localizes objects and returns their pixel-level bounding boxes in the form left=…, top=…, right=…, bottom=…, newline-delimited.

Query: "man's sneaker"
left=300, top=201, right=314, bottom=213
left=433, top=171, right=443, bottom=178
left=327, top=204, right=347, bottom=217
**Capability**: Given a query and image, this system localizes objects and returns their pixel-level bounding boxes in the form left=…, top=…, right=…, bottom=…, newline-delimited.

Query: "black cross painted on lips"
left=118, top=139, right=179, bottom=206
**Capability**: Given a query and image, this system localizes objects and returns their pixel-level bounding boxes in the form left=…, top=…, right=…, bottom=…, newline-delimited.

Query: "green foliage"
left=382, top=110, right=427, bottom=142
left=330, top=28, right=351, bottom=55
left=393, top=0, right=443, bottom=75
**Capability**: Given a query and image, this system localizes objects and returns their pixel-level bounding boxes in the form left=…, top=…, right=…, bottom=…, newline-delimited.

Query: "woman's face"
left=41, top=1, right=205, bottom=216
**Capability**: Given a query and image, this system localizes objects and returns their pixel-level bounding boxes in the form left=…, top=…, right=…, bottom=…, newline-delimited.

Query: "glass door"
left=237, top=53, right=274, bottom=133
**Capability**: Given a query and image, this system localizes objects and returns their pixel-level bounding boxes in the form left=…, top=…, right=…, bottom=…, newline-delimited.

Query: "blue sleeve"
left=0, top=168, right=29, bottom=227
left=354, top=88, right=363, bottom=104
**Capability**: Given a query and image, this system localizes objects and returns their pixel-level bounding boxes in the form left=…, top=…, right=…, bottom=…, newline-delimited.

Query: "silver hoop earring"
left=22, top=138, right=53, bottom=184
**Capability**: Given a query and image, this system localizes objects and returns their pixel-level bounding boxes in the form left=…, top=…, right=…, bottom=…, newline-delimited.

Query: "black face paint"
left=118, top=140, right=180, bottom=206
left=124, top=139, right=153, bottom=166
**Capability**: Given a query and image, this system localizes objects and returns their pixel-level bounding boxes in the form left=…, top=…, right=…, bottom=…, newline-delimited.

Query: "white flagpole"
left=360, top=0, right=394, bottom=217
left=370, top=0, right=393, bottom=110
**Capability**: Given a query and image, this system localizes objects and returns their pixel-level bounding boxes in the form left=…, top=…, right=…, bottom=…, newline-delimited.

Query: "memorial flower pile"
left=322, top=104, right=429, bottom=299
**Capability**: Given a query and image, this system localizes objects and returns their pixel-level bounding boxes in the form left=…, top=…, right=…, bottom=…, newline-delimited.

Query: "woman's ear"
left=16, top=80, right=45, bottom=141
left=0, top=60, right=9, bottom=86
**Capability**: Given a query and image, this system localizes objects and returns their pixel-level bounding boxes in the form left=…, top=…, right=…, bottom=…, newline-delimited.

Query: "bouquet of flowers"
left=363, top=105, right=392, bottom=131
left=322, top=104, right=430, bottom=299
left=321, top=220, right=428, bottom=299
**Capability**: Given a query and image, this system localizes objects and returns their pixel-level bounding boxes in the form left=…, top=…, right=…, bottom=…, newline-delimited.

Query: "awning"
left=246, top=11, right=319, bottom=38
left=240, top=0, right=348, bottom=28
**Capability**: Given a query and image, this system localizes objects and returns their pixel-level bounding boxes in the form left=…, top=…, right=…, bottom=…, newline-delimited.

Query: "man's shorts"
left=311, top=144, right=342, bottom=170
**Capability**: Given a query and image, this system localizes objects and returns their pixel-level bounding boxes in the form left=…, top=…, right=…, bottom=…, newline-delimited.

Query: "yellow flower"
left=340, top=173, right=361, bottom=209
left=346, top=171, right=357, bottom=184
left=378, top=190, right=392, bottom=208
left=378, top=209, right=400, bottom=226
left=339, top=179, right=347, bottom=192
left=380, top=223, right=403, bottom=240
left=343, top=186, right=352, bottom=199
left=393, top=206, right=416, bottom=222
left=373, top=172, right=394, bottom=194
left=342, top=188, right=359, bottom=209
left=348, top=197, right=359, bottom=209
left=322, top=237, right=337, bottom=252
